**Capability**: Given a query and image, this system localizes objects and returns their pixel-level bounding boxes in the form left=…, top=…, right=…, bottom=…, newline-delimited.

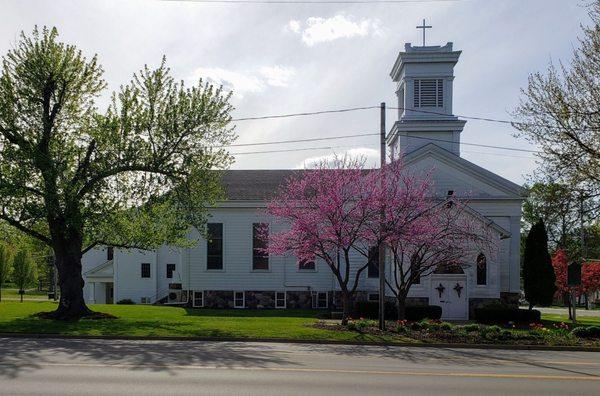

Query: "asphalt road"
left=0, top=338, right=599, bottom=395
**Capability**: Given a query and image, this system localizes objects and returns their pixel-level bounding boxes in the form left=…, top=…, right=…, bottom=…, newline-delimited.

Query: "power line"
left=232, top=104, right=592, bottom=133
left=388, top=106, right=515, bottom=125
left=400, top=134, right=540, bottom=153
left=462, top=149, right=535, bottom=160
left=216, top=132, right=379, bottom=148
left=164, top=0, right=461, bottom=4
left=231, top=106, right=378, bottom=121
left=232, top=145, right=344, bottom=155
left=221, top=130, right=540, bottom=153
left=231, top=144, right=539, bottom=158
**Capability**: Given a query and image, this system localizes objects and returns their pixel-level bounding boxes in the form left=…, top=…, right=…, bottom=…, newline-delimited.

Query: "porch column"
left=89, top=282, right=96, bottom=304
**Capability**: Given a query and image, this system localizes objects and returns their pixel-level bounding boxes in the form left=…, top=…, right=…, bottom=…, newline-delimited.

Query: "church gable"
left=404, top=144, right=525, bottom=199
left=85, top=259, right=114, bottom=278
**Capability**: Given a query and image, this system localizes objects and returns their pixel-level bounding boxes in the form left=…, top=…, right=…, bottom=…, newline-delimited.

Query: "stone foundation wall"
left=204, top=290, right=234, bottom=309
left=181, top=290, right=432, bottom=310
left=245, top=291, right=275, bottom=309
left=286, top=291, right=313, bottom=309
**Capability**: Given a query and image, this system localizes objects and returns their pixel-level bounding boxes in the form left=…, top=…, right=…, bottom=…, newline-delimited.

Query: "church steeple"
left=387, top=33, right=466, bottom=157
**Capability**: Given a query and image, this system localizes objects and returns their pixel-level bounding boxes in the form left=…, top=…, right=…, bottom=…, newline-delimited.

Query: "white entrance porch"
left=84, top=259, right=115, bottom=304
left=429, top=274, right=468, bottom=320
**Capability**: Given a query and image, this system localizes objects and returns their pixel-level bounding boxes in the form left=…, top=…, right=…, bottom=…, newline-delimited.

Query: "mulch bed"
left=312, top=320, right=600, bottom=347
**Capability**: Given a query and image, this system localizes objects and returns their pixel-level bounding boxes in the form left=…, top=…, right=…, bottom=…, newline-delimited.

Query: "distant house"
left=82, top=40, right=523, bottom=320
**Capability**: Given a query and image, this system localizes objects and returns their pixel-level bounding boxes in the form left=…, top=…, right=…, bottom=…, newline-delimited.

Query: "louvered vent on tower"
left=413, top=79, right=443, bottom=108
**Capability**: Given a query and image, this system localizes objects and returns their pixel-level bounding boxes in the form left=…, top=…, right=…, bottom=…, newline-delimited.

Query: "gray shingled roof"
left=219, top=169, right=301, bottom=200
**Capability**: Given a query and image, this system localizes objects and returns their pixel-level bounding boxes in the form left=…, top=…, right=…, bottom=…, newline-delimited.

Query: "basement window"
left=193, top=291, right=204, bottom=308
left=275, top=292, right=286, bottom=309
left=312, top=292, right=328, bottom=309
left=234, top=291, right=245, bottom=308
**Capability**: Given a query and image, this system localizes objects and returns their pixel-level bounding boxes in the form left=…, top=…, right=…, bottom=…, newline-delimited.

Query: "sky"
left=0, top=0, right=592, bottom=185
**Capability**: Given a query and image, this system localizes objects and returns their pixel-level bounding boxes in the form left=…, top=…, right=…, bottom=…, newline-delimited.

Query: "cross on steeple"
left=416, top=19, right=432, bottom=46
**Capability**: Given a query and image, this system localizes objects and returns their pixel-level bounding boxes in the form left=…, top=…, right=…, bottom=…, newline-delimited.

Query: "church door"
left=430, top=275, right=468, bottom=320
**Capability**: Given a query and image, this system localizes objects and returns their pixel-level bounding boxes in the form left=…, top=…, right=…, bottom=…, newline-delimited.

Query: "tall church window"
left=414, top=79, right=443, bottom=108
left=476, top=253, right=487, bottom=285
left=207, top=223, right=223, bottom=270
left=252, top=223, right=269, bottom=270
left=367, top=246, right=379, bottom=278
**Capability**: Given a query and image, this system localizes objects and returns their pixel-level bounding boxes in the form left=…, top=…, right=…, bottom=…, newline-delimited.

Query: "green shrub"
left=347, top=318, right=377, bottom=332
left=474, top=307, right=541, bottom=324
left=353, top=301, right=442, bottom=321
left=463, top=323, right=481, bottom=332
left=572, top=326, right=600, bottom=339
left=439, top=322, right=454, bottom=331
left=498, top=330, right=513, bottom=340
left=116, top=299, right=135, bottom=305
left=406, top=306, right=442, bottom=321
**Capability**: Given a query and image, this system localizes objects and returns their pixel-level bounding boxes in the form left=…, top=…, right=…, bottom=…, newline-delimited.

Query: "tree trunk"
left=341, top=291, right=352, bottom=325
left=41, top=241, right=93, bottom=320
left=397, top=295, right=407, bottom=321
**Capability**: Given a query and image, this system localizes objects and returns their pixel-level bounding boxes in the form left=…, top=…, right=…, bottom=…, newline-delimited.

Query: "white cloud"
left=287, top=19, right=301, bottom=34
left=259, top=65, right=296, bottom=87
left=297, top=148, right=380, bottom=169
left=190, top=67, right=263, bottom=97
left=288, top=15, right=384, bottom=46
left=190, top=65, right=295, bottom=98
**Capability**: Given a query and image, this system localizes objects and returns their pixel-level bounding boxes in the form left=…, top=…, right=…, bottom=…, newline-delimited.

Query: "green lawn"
left=0, top=301, right=410, bottom=343
left=541, top=313, right=600, bottom=327
left=1, top=288, right=48, bottom=300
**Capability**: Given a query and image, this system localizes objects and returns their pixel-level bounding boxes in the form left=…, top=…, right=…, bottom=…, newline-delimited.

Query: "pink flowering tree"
left=264, top=156, right=435, bottom=324
left=264, top=156, right=382, bottom=324
left=265, top=154, right=498, bottom=323
left=384, top=197, right=499, bottom=319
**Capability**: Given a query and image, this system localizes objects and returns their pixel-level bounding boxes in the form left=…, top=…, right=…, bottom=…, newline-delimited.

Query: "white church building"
left=82, top=39, right=524, bottom=320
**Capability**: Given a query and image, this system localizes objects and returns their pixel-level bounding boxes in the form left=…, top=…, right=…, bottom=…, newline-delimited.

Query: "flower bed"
left=314, top=318, right=600, bottom=347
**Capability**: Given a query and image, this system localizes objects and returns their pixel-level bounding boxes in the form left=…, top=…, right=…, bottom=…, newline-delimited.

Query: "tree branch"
left=0, top=211, right=52, bottom=245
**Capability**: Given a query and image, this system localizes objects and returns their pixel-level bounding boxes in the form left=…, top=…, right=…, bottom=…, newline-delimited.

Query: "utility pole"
left=378, top=102, right=386, bottom=331
left=578, top=192, right=587, bottom=315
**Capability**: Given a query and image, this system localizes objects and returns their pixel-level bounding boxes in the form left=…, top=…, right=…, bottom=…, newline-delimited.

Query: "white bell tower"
left=387, top=23, right=466, bottom=157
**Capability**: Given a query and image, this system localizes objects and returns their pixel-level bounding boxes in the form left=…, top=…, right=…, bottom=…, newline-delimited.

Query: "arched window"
left=476, top=253, right=487, bottom=285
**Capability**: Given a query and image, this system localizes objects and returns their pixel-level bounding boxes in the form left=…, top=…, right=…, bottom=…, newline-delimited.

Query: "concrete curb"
left=1, top=332, right=599, bottom=352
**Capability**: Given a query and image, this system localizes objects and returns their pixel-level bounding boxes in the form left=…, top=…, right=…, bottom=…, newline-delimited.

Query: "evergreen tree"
left=523, top=219, right=556, bottom=309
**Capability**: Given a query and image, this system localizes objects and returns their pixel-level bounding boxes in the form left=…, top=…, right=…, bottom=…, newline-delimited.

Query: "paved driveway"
left=536, top=307, right=600, bottom=317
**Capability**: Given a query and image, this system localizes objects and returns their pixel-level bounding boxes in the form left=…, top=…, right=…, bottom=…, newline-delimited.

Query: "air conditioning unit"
left=167, top=290, right=183, bottom=304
